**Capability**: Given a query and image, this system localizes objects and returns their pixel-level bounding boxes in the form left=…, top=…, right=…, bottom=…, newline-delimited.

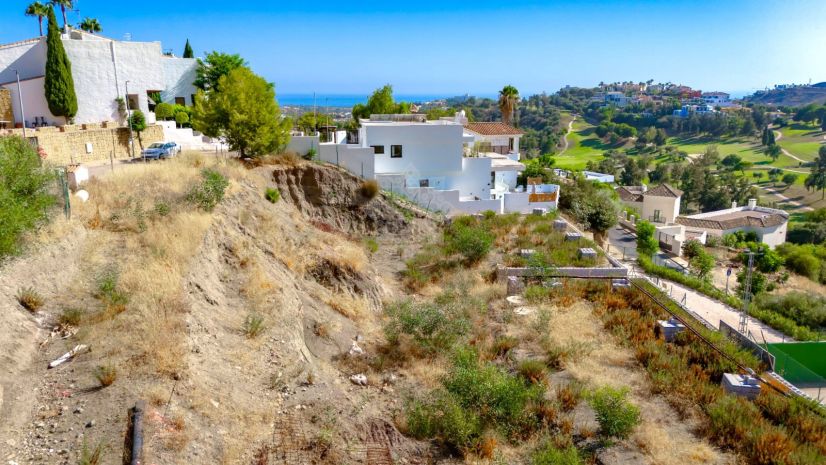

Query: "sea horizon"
left=278, top=93, right=497, bottom=108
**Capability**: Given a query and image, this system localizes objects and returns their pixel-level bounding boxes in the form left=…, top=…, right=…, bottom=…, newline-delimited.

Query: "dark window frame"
left=371, top=145, right=385, bottom=155
left=391, top=145, right=403, bottom=158
left=419, top=179, right=429, bottom=188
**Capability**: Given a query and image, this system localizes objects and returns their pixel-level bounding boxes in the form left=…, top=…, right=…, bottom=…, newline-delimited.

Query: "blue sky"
left=2, top=0, right=826, bottom=96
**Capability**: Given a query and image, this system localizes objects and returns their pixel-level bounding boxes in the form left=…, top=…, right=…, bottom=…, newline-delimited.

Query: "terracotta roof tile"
left=676, top=213, right=787, bottom=230
left=645, top=184, right=683, bottom=198
left=464, top=122, right=524, bottom=136
left=616, top=186, right=644, bottom=202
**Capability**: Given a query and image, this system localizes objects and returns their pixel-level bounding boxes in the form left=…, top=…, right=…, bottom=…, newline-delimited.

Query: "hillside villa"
left=288, top=111, right=561, bottom=215
left=617, top=184, right=789, bottom=255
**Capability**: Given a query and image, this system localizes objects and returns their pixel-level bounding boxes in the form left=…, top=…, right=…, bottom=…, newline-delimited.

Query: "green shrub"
left=187, top=169, right=228, bottom=211
left=303, top=147, right=317, bottom=160
left=155, top=102, right=175, bottom=120
left=444, top=221, right=494, bottom=264
left=0, top=136, right=55, bottom=257
left=243, top=313, right=265, bottom=338
left=94, top=267, right=129, bottom=309
left=174, top=111, right=190, bottom=127
left=524, top=285, right=552, bottom=303
left=16, top=287, right=44, bottom=312
left=364, top=237, right=378, bottom=254
left=518, top=359, right=547, bottom=384
left=588, top=386, right=640, bottom=440
left=384, top=300, right=468, bottom=354
left=532, top=442, right=582, bottom=465
left=264, top=187, right=280, bottom=203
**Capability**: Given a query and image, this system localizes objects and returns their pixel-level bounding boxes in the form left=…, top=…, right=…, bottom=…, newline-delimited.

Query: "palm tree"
left=498, top=85, right=519, bottom=126
left=79, top=17, right=101, bottom=34
left=48, top=0, right=73, bottom=29
left=25, top=1, right=49, bottom=36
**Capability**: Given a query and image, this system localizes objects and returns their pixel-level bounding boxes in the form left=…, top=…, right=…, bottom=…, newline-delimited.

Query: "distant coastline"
left=278, top=93, right=494, bottom=108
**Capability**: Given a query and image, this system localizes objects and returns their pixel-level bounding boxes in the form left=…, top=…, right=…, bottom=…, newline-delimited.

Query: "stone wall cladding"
left=0, top=89, right=12, bottom=123
left=0, top=124, right=163, bottom=165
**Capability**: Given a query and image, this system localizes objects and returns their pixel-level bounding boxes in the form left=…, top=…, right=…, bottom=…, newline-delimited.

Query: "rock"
left=349, top=341, right=364, bottom=356
left=349, top=374, right=368, bottom=386
left=73, top=406, right=83, bottom=414
left=85, top=420, right=95, bottom=428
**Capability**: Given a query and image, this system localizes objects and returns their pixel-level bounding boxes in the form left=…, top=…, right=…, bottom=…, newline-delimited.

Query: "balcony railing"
left=649, top=215, right=667, bottom=224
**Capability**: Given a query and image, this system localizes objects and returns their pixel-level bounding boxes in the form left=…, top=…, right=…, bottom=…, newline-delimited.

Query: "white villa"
left=617, top=184, right=789, bottom=254
left=702, top=91, right=733, bottom=108
left=289, top=111, right=561, bottom=215
left=0, top=28, right=197, bottom=128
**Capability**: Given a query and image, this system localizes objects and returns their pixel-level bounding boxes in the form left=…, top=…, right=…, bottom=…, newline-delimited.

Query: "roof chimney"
left=748, top=199, right=757, bottom=210
left=731, top=201, right=737, bottom=209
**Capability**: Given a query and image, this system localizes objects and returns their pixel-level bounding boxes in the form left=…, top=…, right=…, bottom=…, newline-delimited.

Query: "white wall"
left=445, top=157, right=492, bottom=200
left=377, top=173, right=502, bottom=215
left=287, top=135, right=319, bottom=157
left=363, top=123, right=464, bottom=176
left=319, top=143, right=375, bottom=180
left=642, top=195, right=681, bottom=224
left=1, top=76, right=62, bottom=126
left=161, top=57, right=197, bottom=105
left=0, top=39, right=45, bottom=84
left=494, top=170, right=518, bottom=189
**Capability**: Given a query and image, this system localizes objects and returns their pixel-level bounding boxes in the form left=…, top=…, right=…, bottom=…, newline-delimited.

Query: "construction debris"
left=48, top=344, right=89, bottom=369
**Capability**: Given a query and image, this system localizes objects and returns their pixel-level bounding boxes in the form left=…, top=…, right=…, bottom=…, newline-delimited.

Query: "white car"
left=141, top=142, right=181, bottom=160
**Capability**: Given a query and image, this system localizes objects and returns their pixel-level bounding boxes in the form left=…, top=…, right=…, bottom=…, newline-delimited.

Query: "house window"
left=508, top=138, right=514, bottom=151
left=371, top=145, right=385, bottom=155
left=419, top=179, right=429, bottom=188
left=126, top=94, right=139, bottom=110
left=174, top=97, right=186, bottom=106
left=391, top=145, right=403, bottom=158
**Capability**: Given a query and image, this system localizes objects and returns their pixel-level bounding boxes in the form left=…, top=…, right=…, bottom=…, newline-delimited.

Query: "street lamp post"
left=124, top=81, right=137, bottom=160
left=14, top=69, right=26, bottom=138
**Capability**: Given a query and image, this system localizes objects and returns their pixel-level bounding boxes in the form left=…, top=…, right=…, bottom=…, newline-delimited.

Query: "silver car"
left=141, top=142, right=180, bottom=160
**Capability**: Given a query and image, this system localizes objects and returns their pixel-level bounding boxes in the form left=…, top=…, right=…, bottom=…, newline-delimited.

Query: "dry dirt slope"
left=0, top=156, right=438, bottom=464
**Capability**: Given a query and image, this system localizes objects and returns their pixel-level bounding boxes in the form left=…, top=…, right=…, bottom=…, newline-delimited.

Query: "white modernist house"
left=292, top=112, right=560, bottom=215
left=617, top=184, right=789, bottom=254
left=582, top=171, right=615, bottom=183
left=0, top=29, right=197, bottom=127
left=702, top=92, right=733, bottom=108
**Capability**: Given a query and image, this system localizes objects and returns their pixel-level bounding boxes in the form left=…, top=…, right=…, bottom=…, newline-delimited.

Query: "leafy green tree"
left=805, top=146, right=826, bottom=199
left=183, top=39, right=194, bottom=58
left=765, top=143, right=781, bottom=162
left=48, top=0, right=72, bottom=29
left=174, top=111, right=189, bottom=128
left=351, top=84, right=410, bottom=121
left=768, top=168, right=782, bottom=184
left=636, top=220, right=659, bottom=257
left=192, top=67, right=290, bottom=158
left=194, top=51, right=247, bottom=91
left=653, top=128, right=668, bottom=146
left=25, top=1, right=49, bottom=36
left=44, top=5, right=77, bottom=119
left=690, top=252, right=715, bottom=280
left=79, top=17, right=101, bottom=33
left=295, top=112, right=333, bottom=134
left=720, top=154, right=743, bottom=171
left=154, top=102, right=175, bottom=120
left=782, top=173, right=798, bottom=186
left=128, top=110, right=147, bottom=150
left=682, top=239, right=704, bottom=260
left=0, top=136, right=55, bottom=257
left=572, top=190, right=618, bottom=245
left=498, top=85, right=520, bottom=126
left=761, top=127, right=769, bottom=146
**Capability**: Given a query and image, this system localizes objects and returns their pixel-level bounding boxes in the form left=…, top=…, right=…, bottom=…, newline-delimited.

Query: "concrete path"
left=773, top=129, right=813, bottom=164
left=557, top=116, right=575, bottom=155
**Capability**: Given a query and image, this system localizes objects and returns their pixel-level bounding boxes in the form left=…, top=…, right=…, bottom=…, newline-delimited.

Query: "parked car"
left=140, top=142, right=180, bottom=159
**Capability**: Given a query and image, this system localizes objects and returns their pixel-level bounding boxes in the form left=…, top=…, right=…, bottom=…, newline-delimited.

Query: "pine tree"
left=761, top=127, right=768, bottom=146
left=183, top=39, right=194, bottom=58
left=44, top=6, right=77, bottom=119
left=767, top=128, right=776, bottom=145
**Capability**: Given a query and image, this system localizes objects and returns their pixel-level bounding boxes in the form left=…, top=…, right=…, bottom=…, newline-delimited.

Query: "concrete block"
left=565, top=232, right=583, bottom=242
left=520, top=249, right=536, bottom=259
left=612, top=278, right=631, bottom=289
left=578, top=247, right=597, bottom=259
left=506, top=276, right=524, bottom=296
left=657, top=317, right=685, bottom=342
left=532, top=207, right=547, bottom=216
left=553, top=219, right=567, bottom=231
left=721, top=373, right=761, bottom=399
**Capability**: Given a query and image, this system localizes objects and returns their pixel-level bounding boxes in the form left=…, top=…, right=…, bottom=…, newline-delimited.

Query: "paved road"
left=606, top=225, right=638, bottom=260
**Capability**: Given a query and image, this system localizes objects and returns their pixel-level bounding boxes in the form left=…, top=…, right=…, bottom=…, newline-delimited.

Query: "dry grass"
left=93, top=364, right=117, bottom=387
left=325, top=291, right=369, bottom=320
left=16, top=286, right=44, bottom=312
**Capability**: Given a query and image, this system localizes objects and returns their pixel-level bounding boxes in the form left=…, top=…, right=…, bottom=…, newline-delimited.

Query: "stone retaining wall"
left=0, top=89, right=12, bottom=124
left=496, top=265, right=627, bottom=280
left=1, top=123, right=163, bottom=165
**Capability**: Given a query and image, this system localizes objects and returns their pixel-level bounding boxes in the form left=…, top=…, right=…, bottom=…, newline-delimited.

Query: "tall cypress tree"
left=183, top=39, right=194, bottom=58
left=44, top=6, right=77, bottom=119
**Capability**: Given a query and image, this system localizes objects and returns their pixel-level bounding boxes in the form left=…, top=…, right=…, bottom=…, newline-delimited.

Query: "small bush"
left=59, top=308, right=83, bottom=326
left=303, top=147, right=317, bottom=161
left=556, top=383, right=583, bottom=412
left=384, top=300, right=468, bottom=355
left=588, top=386, right=640, bottom=440
left=94, top=364, right=117, bottom=387
left=16, top=287, right=44, bottom=312
left=94, top=267, right=129, bottom=311
left=264, top=187, right=281, bottom=203
left=492, top=335, right=519, bottom=357
left=0, top=136, right=55, bottom=258
left=78, top=442, right=104, bottom=465
left=363, top=237, right=379, bottom=254
left=359, top=180, right=380, bottom=200
left=518, top=359, right=547, bottom=384
left=532, top=442, right=582, bottom=465
left=187, top=169, right=228, bottom=211
left=243, top=313, right=266, bottom=338
left=444, top=221, right=494, bottom=264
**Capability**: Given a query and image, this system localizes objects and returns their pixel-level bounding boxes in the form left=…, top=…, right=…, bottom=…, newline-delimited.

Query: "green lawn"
left=777, top=123, right=824, bottom=162
left=553, top=119, right=627, bottom=170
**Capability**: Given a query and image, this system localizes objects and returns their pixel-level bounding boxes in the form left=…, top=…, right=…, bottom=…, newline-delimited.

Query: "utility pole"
left=739, top=251, right=756, bottom=334
left=14, top=70, right=26, bottom=138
